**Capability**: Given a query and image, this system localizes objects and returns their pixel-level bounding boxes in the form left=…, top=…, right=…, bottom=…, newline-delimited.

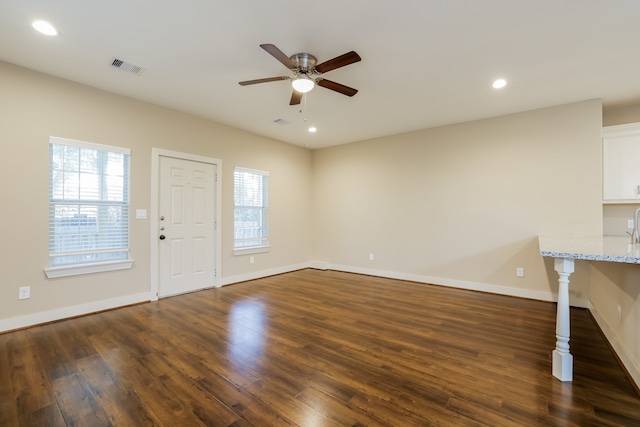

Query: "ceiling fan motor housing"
left=290, top=53, right=317, bottom=73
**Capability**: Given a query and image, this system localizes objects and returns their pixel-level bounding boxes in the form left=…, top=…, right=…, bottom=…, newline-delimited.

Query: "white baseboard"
left=309, top=261, right=329, bottom=270
left=1, top=263, right=589, bottom=334
left=588, top=301, right=640, bottom=389
left=0, top=263, right=309, bottom=333
left=218, top=263, right=310, bottom=287
left=0, top=292, right=154, bottom=333
left=222, top=261, right=585, bottom=308
left=320, top=263, right=589, bottom=308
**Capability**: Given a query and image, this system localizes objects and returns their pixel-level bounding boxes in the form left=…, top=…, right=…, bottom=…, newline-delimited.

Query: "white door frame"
left=150, top=148, right=222, bottom=300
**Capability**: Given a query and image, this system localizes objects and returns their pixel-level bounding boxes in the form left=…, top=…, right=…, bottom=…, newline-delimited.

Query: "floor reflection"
left=228, top=299, right=266, bottom=364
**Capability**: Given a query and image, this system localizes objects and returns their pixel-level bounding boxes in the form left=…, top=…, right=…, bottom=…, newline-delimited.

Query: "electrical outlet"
left=19, top=286, right=30, bottom=300
left=628, top=219, right=634, bottom=229
left=516, top=267, right=524, bottom=278
left=369, top=253, right=374, bottom=261
left=250, top=256, right=254, bottom=264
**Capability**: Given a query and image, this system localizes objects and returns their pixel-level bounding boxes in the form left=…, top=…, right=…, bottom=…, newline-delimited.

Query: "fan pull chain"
left=304, top=93, right=308, bottom=123
left=299, top=93, right=309, bottom=124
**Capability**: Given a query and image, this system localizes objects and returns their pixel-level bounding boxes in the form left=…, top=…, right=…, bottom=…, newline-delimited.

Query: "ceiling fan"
left=239, top=44, right=361, bottom=105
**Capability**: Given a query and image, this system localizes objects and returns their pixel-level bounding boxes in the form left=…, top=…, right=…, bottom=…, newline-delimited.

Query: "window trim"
left=232, top=245, right=272, bottom=256
left=44, top=259, right=134, bottom=279
left=233, top=166, right=270, bottom=255
left=44, top=136, right=133, bottom=278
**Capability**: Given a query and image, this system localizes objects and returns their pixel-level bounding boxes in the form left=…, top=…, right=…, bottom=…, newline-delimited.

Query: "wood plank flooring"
left=1, top=269, right=639, bottom=426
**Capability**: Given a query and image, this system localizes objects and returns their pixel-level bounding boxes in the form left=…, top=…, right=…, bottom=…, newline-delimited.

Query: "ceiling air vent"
left=110, top=58, right=144, bottom=75
left=273, top=118, right=289, bottom=125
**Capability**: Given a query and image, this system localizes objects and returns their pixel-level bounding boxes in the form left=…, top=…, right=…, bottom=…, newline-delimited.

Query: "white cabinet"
left=603, top=122, right=640, bottom=203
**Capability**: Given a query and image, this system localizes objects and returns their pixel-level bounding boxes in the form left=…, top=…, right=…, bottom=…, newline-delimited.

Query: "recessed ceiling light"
left=492, top=79, right=507, bottom=89
left=308, top=127, right=317, bottom=133
left=32, top=20, right=57, bottom=36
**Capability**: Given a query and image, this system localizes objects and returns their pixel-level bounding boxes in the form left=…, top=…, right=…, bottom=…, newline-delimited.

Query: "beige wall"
left=312, top=100, right=603, bottom=304
left=4, top=58, right=636, bottom=383
left=589, top=261, right=640, bottom=384
left=2, top=58, right=637, bottom=385
left=0, top=61, right=311, bottom=324
left=603, top=104, right=640, bottom=127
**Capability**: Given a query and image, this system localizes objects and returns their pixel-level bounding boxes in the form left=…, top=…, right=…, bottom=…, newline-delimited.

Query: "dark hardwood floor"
left=2, top=269, right=639, bottom=426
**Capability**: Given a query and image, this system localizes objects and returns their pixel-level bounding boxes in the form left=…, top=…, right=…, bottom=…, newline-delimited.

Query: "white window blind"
left=234, top=167, right=269, bottom=250
left=49, top=137, right=131, bottom=267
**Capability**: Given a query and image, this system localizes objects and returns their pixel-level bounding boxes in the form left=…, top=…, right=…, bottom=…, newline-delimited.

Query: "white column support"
left=552, top=257, right=574, bottom=381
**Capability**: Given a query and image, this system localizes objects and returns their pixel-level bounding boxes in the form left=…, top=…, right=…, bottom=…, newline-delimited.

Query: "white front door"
left=158, top=156, right=216, bottom=297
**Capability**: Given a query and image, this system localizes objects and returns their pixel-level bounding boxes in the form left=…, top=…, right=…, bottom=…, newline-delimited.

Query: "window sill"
left=44, top=259, right=134, bottom=279
left=233, top=246, right=271, bottom=256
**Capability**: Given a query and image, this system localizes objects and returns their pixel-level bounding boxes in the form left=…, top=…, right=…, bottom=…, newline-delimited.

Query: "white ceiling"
left=2, top=1, right=640, bottom=149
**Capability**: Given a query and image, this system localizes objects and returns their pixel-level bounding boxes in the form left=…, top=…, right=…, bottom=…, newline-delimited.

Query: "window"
left=234, top=167, right=269, bottom=254
left=45, top=137, right=132, bottom=277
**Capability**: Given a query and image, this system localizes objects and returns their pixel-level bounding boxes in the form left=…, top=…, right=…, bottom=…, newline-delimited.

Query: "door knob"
left=159, top=235, right=166, bottom=240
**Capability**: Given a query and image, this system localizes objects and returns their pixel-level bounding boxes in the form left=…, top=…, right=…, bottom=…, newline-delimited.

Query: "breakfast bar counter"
left=539, top=235, right=640, bottom=382
left=540, top=235, right=640, bottom=264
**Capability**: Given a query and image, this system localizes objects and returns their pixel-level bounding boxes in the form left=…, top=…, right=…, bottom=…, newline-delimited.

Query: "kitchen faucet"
left=633, top=207, right=640, bottom=244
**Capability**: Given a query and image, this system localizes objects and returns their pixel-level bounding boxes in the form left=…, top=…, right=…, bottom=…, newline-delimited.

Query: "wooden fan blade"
left=260, top=44, right=296, bottom=69
left=290, top=90, right=302, bottom=105
left=315, top=51, right=361, bottom=73
left=239, top=76, right=289, bottom=86
left=317, top=79, right=358, bottom=97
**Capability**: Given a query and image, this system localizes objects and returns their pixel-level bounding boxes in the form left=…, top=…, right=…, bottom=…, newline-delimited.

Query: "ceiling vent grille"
left=273, top=118, right=289, bottom=125
left=110, top=58, right=144, bottom=75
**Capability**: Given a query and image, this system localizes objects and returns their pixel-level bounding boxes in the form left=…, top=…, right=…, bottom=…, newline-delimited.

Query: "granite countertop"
left=539, top=235, right=640, bottom=264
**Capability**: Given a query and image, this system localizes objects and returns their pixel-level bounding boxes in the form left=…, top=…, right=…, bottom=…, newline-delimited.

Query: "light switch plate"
left=136, top=209, right=147, bottom=219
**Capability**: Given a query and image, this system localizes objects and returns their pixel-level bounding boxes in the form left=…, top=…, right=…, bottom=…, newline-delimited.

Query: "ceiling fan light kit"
left=291, top=76, right=314, bottom=93
left=239, top=44, right=361, bottom=105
